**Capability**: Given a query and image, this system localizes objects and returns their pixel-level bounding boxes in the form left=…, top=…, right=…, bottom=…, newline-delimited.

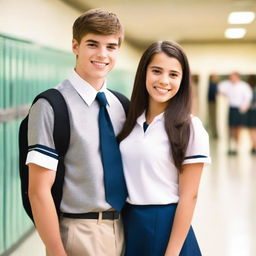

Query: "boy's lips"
left=91, top=60, right=109, bottom=68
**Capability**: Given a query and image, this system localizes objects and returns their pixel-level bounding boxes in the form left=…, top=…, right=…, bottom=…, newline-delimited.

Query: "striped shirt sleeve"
left=25, top=99, right=58, bottom=171
left=183, top=116, right=211, bottom=165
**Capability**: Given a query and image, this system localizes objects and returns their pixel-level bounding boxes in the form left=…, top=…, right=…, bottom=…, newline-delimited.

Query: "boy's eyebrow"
left=108, top=42, right=119, bottom=46
left=85, top=39, right=118, bottom=47
left=85, top=39, right=99, bottom=44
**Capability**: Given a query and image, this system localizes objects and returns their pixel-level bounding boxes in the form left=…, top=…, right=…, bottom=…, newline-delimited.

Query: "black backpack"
left=19, top=88, right=129, bottom=222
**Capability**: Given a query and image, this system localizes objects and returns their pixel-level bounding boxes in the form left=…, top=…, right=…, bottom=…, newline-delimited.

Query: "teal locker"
left=10, top=120, right=19, bottom=244
left=3, top=38, right=11, bottom=109
left=4, top=122, right=13, bottom=249
left=20, top=42, right=28, bottom=105
left=0, top=36, right=4, bottom=254
left=0, top=33, right=75, bottom=254
left=0, top=36, right=4, bottom=109
left=30, top=45, right=38, bottom=99
left=16, top=42, right=24, bottom=106
left=10, top=39, right=18, bottom=108
left=22, top=43, right=30, bottom=104
left=0, top=123, right=4, bottom=253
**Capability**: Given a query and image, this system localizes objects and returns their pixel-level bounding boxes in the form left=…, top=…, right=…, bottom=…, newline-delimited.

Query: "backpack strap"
left=33, top=89, right=70, bottom=156
left=32, top=88, right=70, bottom=215
left=109, top=89, right=130, bottom=116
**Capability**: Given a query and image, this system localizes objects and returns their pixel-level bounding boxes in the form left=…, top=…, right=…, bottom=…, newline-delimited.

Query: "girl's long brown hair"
left=118, top=41, right=192, bottom=172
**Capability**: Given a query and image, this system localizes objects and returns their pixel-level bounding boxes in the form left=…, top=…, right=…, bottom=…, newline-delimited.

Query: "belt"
left=62, top=211, right=120, bottom=220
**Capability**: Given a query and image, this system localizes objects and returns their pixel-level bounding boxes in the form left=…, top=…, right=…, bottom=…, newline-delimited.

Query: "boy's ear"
left=72, top=39, right=79, bottom=55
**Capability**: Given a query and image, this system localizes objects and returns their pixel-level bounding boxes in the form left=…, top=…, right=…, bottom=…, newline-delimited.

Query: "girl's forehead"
left=148, top=53, right=182, bottom=71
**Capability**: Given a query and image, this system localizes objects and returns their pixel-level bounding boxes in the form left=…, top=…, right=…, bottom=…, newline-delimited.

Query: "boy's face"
left=72, top=33, right=120, bottom=89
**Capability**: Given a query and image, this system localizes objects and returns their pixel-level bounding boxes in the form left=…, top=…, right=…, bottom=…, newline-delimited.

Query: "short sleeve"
left=25, top=99, right=58, bottom=171
left=244, top=83, right=253, bottom=104
left=218, top=81, right=228, bottom=95
left=183, top=116, right=211, bottom=165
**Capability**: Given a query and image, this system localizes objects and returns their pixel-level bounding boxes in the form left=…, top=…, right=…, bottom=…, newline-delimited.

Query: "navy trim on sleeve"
left=185, top=155, right=207, bottom=160
left=28, top=144, right=58, bottom=159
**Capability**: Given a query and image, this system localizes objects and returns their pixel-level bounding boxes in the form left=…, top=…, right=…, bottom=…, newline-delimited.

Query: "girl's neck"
left=146, top=102, right=167, bottom=124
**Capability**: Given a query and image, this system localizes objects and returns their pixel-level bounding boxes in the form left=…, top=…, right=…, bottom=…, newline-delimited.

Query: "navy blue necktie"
left=96, top=92, right=127, bottom=211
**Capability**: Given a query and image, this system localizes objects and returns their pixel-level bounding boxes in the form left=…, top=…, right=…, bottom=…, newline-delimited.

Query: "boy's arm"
left=164, top=163, right=203, bottom=256
left=28, top=163, right=67, bottom=256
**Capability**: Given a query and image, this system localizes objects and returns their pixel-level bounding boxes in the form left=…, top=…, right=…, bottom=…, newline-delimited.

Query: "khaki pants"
left=56, top=214, right=124, bottom=256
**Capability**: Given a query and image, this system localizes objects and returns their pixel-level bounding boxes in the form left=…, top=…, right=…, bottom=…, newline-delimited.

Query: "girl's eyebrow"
left=149, top=65, right=181, bottom=74
left=149, top=65, right=162, bottom=69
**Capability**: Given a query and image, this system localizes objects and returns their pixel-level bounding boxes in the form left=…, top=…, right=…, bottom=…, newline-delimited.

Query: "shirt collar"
left=68, top=70, right=107, bottom=106
left=137, top=110, right=165, bottom=127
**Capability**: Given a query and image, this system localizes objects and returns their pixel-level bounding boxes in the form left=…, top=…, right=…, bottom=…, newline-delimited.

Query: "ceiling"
left=62, top=0, right=256, bottom=49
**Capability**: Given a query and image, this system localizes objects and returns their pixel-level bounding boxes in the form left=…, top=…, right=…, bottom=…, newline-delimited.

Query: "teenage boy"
left=26, top=8, right=127, bottom=256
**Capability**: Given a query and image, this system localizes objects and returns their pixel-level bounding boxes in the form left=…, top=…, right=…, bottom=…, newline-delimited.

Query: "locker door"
left=0, top=35, right=5, bottom=254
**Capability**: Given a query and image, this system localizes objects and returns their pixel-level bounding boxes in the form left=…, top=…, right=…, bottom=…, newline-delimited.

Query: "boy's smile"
left=72, top=33, right=120, bottom=90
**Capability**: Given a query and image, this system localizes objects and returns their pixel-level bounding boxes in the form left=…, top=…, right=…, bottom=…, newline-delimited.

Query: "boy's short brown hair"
left=73, top=8, right=124, bottom=46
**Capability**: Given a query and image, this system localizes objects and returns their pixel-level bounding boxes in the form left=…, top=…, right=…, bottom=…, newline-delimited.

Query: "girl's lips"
left=154, top=86, right=172, bottom=93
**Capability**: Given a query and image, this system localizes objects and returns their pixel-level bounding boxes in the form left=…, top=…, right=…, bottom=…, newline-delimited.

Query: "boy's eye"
left=107, top=45, right=117, bottom=50
left=87, top=43, right=97, bottom=47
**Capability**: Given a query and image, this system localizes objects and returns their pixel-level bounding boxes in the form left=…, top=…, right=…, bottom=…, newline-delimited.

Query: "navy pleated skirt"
left=122, top=203, right=202, bottom=256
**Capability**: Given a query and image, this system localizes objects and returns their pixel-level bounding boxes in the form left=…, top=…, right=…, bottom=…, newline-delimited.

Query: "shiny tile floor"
left=10, top=132, right=256, bottom=256
left=194, top=133, right=256, bottom=256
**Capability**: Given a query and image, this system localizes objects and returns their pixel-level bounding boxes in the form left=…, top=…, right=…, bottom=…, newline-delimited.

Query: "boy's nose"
left=97, top=47, right=108, bottom=58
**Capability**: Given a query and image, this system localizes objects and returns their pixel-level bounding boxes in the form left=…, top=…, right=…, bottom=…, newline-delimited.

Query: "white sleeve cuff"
left=26, top=150, right=58, bottom=171
left=183, top=156, right=211, bottom=165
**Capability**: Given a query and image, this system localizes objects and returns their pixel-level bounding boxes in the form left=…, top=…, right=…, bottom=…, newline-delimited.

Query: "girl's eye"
left=170, top=73, right=178, bottom=77
left=152, top=69, right=161, bottom=74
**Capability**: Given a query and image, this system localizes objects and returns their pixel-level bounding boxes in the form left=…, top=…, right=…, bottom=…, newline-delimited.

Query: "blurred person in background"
left=191, top=75, right=199, bottom=115
left=207, top=73, right=219, bottom=139
left=218, top=72, right=252, bottom=155
left=119, top=40, right=210, bottom=256
left=247, top=75, right=256, bottom=155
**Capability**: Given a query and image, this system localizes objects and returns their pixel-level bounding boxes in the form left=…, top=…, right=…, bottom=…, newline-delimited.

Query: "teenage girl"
left=119, top=41, right=211, bottom=256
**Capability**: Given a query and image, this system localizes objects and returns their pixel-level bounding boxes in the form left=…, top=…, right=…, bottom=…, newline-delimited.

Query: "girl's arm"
left=164, top=163, right=204, bottom=256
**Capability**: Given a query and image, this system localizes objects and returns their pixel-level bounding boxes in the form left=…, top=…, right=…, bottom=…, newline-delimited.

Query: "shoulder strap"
left=109, top=89, right=130, bottom=116
left=33, top=88, right=70, bottom=156
left=33, top=88, right=70, bottom=216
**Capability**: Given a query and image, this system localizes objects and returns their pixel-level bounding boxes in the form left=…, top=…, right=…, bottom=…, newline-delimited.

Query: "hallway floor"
left=10, top=131, right=256, bottom=256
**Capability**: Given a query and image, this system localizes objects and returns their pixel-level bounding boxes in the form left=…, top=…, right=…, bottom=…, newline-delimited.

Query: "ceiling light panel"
left=228, top=11, right=255, bottom=24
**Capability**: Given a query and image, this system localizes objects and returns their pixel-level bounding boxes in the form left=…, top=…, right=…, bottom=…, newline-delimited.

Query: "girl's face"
left=146, top=52, right=183, bottom=110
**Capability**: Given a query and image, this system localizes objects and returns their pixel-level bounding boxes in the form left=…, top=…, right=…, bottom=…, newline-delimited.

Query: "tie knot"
left=96, top=92, right=108, bottom=107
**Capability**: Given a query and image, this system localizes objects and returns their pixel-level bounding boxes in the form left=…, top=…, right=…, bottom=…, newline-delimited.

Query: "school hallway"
left=9, top=130, right=256, bottom=256
left=1, top=0, right=256, bottom=255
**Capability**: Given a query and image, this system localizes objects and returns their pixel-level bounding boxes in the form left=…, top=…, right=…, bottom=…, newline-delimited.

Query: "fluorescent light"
left=225, top=28, right=246, bottom=39
left=228, top=12, right=255, bottom=24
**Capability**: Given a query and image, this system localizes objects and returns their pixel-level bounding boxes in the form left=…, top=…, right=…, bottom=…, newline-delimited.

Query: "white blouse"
left=120, top=112, right=211, bottom=205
